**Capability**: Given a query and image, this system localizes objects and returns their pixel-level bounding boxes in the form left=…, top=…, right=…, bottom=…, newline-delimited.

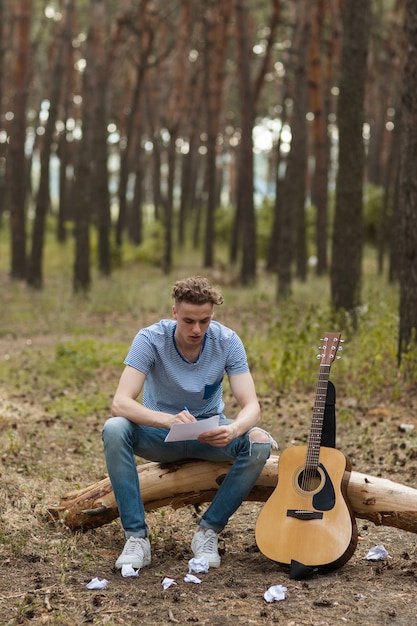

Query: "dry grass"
left=1, top=253, right=417, bottom=625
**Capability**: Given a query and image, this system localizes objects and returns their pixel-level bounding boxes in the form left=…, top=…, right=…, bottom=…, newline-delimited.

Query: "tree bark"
left=308, top=0, right=339, bottom=276
left=277, top=4, right=309, bottom=297
left=27, top=0, right=74, bottom=288
left=203, top=0, right=232, bottom=269
left=72, top=1, right=95, bottom=293
left=90, top=0, right=111, bottom=276
left=397, top=0, right=417, bottom=363
left=234, top=0, right=257, bottom=285
left=115, top=0, right=152, bottom=247
left=0, top=0, right=7, bottom=222
left=178, top=66, right=204, bottom=246
left=8, top=0, right=32, bottom=280
left=48, top=456, right=417, bottom=535
left=330, top=0, right=371, bottom=315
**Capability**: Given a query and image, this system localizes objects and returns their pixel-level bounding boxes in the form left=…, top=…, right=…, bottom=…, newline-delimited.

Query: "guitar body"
left=255, top=445, right=358, bottom=571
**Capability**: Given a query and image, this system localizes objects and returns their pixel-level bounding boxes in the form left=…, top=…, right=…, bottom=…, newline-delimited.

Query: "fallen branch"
left=47, top=455, right=417, bottom=534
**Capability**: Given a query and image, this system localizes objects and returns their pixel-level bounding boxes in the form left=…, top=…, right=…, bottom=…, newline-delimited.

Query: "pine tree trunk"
left=27, top=0, right=74, bottom=288
left=397, top=0, right=417, bottom=362
left=91, top=0, right=111, bottom=276
left=235, top=0, right=256, bottom=285
left=330, top=0, right=371, bottom=314
left=8, top=0, right=32, bottom=280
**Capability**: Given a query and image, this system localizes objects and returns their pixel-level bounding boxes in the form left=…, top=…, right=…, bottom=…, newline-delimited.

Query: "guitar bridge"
left=287, top=510, right=323, bottom=521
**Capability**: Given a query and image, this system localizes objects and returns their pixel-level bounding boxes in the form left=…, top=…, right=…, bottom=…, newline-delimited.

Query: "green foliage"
left=130, top=220, right=165, bottom=267
left=256, top=199, right=274, bottom=262
left=0, top=338, right=125, bottom=422
left=256, top=199, right=318, bottom=264
left=214, top=205, right=234, bottom=244
left=241, top=270, right=404, bottom=405
left=363, top=184, right=385, bottom=245
left=81, top=217, right=166, bottom=270
left=0, top=242, right=413, bottom=429
left=54, top=338, right=120, bottom=382
left=0, top=528, right=31, bottom=558
left=399, top=328, right=417, bottom=385
left=245, top=298, right=334, bottom=393
left=334, top=297, right=399, bottom=400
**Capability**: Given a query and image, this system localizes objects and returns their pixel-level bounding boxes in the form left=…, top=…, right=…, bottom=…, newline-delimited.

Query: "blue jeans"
left=102, top=416, right=272, bottom=538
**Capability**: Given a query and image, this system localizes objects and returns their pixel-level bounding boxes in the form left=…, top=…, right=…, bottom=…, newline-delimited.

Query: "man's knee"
left=102, top=416, right=118, bottom=437
left=102, top=416, right=128, bottom=444
left=249, top=427, right=271, bottom=443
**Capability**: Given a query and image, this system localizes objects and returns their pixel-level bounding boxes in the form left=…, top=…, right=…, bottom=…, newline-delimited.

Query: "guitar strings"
left=302, top=365, right=330, bottom=492
left=302, top=334, right=339, bottom=492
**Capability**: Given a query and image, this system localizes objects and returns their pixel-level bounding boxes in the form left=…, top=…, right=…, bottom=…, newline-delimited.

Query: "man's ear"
left=172, top=305, right=177, bottom=318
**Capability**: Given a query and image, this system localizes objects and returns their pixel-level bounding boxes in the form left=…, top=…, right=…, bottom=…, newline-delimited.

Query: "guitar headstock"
left=318, top=332, right=342, bottom=366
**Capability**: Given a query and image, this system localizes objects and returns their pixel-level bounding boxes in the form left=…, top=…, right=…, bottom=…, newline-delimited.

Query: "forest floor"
left=1, top=315, right=417, bottom=625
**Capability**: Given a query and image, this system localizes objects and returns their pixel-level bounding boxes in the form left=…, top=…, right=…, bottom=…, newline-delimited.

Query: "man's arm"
left=111, top=365, right=196, bottom=427
left=197, top=371, right=261, bottom=447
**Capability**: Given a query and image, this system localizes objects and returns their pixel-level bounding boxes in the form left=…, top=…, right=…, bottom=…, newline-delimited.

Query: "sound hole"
left=298, top=468, right=321, bottom=492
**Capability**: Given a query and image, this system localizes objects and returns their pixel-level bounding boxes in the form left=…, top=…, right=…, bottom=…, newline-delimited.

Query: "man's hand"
left=170, top=408, right=197, bottom=426
left=197, top=423, right=238, bottom=447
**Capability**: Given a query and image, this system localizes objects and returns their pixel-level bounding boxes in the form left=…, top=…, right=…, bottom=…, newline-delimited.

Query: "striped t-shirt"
left=124, top=319, right=249, bottom=418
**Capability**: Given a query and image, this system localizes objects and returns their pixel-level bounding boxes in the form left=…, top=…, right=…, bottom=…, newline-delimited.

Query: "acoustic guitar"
left=255, top=332, right=357, bottom=576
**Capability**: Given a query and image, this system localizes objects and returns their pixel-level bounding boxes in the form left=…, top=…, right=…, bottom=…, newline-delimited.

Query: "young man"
left=102, top=275, right=274, bottom=571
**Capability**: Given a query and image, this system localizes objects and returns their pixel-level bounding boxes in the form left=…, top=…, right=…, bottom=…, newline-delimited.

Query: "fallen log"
left=47, top=455, right=417, bottom=534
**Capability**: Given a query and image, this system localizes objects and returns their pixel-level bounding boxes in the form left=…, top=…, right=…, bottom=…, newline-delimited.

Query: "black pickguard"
left=312, top=463, right=336, bottom=511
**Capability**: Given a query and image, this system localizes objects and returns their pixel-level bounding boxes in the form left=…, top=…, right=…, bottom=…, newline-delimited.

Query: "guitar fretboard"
left=305, top=364, right=330, bottom=470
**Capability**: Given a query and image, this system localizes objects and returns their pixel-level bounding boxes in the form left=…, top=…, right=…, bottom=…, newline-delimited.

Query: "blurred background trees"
left=0, top=0, right=416, bottom=361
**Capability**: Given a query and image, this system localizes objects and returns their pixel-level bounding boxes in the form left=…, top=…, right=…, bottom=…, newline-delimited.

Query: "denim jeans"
left=102, top=416, right=273, bottom=538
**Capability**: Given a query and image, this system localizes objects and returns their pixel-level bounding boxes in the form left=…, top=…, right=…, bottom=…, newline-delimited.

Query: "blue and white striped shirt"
left=124, top=319, right=249, bottom=418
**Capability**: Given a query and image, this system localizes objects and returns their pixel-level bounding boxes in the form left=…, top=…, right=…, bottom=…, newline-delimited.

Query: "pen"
left=183, top=406, right=189, bottom=412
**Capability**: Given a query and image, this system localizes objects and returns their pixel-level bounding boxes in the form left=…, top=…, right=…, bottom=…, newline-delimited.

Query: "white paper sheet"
left=86, top=577, right=109, bottom=589
left=162, top=577, right=177, bottom=589
left=264, top=585, right=287, bottom=603
left=121, top=564, right=139, bottom=577
left=188, top=557, right=209, bottom=573
left=164, top=415, right=220, bottom=442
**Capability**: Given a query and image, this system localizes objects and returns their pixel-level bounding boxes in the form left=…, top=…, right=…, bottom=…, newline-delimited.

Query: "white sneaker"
left=191, top=528, right=221, bottom=568
left=115, top=537, right=151, bottom=570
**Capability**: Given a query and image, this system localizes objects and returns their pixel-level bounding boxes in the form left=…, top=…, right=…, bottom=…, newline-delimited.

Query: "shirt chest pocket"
left=203, top=378, right=223, bottom=399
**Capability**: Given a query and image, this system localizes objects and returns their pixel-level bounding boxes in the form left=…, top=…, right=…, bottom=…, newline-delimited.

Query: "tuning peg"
left=316, top=354, right=322, bottom=359
left=338, top=346, right=343, bottom=352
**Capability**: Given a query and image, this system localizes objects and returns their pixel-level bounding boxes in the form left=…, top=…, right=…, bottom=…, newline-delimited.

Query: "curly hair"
left=171, top=276, right=224, bottom=306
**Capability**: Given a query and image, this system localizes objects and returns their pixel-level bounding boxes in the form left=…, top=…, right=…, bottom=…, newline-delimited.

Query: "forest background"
left=1, top=1, right=417, bottom=624
left=0, top=0, right=416, bottom=365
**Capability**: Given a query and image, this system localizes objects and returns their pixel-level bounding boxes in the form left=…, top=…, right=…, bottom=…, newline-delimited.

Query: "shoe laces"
left=123, top=537, right=145, bottom=556
left=199, top=530, right=217, bottom=553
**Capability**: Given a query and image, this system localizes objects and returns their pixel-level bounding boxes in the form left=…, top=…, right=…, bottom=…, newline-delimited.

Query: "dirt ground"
left=1, top=334, right=417, bottom=626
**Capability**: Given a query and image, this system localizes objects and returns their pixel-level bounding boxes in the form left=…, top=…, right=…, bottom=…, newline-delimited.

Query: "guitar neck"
left=305, top=364, right=330, bottom=469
